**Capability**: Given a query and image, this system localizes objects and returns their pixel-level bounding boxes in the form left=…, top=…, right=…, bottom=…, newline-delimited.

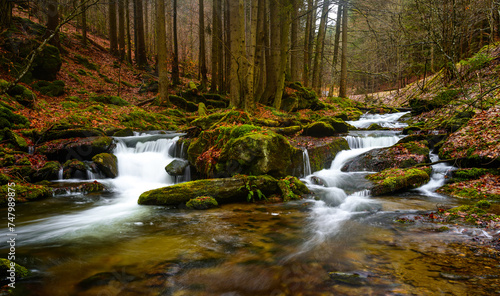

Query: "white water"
left=16, top=135, right=179, bottom=245
left=302, top=148, right=312, bottom=177
left=303, top=117, right=407, bottom=245
left=415, top=152, right=455, bottom=197
left=347, top=111, right=410, bottom=129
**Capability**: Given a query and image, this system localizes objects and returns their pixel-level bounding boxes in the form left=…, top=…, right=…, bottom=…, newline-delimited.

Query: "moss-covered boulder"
left=32, top=44, right=62, bottom=81
left=31, top=161, right=61, bottom=182
left=281, top=82, right=321, bottom=111
left=5, top=129, right=28, bottom=151
left=165, top=159, right=189, bottom=176
left=90, top=95, right=130, bottom=106
left=342, top=141, right=430, bottom=172
left=169, top=95, right=198, bottom=112
left=186, top=196, right=218, bottom=210
left=92, top=153, right=118, bottom=178
left=0, top=183, right=52, bottom=205
left=272, top=125, right=302, bottom=136
left=0, top=258, right=30, bottom=279
left=113, top=128, right=134, bottom=137
left=307, top=138, right=350, bottom=171
left=301, top=122, right=335, bottom=137
left=367, top=167, right=431, bottom=196
left=318, top=117, right=351, bottom=133
left=191, top=110, right=252, bottom=130
left=38, top=136, right=115, bottom=162
left=409, top=89, right=460, bottom=115
left=436, top=168, right=500, bottom=199
left=6, top=84, right=36, bottom=108
left=40, top=124, right=105, bottom=142
left=32, top=80, right=65, bottom=96
left=0, top=107, right=30, bottom=129
left=138, top=175, right=309, bottom=206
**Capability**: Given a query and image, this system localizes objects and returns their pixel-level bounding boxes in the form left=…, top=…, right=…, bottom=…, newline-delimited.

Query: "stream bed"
left=2, top=113, right=499, bottom=295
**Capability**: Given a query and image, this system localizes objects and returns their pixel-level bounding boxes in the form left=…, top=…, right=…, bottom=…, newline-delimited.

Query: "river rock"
left=138, top=175, right=309, bottom=206
left=31, top=161, right=61, bottom=182
left=41, top=124, right=106, bottom=142
left=0, top=183, right=52, bottom=205
left=37, top=136, right=115, bottom=162
left=342, top=141, right=430, bottom=172
left=307, top=137, right=350, bottom=171
left=92, top=153, right=118, bottom=178
left=301, top=122, right=336, bottom=137
left=328, top=271, right=368, bottom=286
left=165, top=159, right=189, bottom=176
left=367, top=167, right=431, bottom=196
left=186, top=196, right=218, bottom=210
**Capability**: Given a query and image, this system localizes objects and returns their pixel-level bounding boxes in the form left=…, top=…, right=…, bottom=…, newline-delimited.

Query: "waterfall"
left=58, top=167, right=64, bottom=180
left=415, top=152, right=455, bottom=197
left=347, top=111, right=410, bottom=129
left=302, top=148, right=312, bottom=177
left=16, top=134, right=179, bottom=245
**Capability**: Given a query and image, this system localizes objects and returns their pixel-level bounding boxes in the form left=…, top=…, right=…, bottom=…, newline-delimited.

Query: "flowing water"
left=2, top=118, right=499, bottom=296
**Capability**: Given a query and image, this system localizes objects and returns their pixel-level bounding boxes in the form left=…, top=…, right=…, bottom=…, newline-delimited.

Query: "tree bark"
left=244, top=0, right=259, bottom=111
left=261, top=0, right=280, bottom=105
left=274, top=0, right=291, bottom=110
left=134, top=0, right=148, bottom=67
left=0, top=0, right=13, bottom=31
left=339, top=1, right=348, bottom=98
left=45, top=0, right=61, bottom=49
left=228, top=0, right=244, bottom=108
left=199, top=0, right=208, bottom=91
left=303, top=0, right=317, bottom=87
left=118, top=0, right=126, bottom=60
left=126, top=0, right=132, bottom=63
left=109, top=0, right=118, bottom=55
left=290, top=0, right=300, bottom=82
left=253, top=0, right=266, bottom=103
left=171, top=0, right=181, bottom=85
left=312, top=0, right=329, bottom=95
left=156, top=0, right=169, bottom=105
left=329, top=3, right=342, bottom=96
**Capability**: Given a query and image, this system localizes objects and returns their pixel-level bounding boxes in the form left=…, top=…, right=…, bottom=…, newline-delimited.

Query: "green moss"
left=61, top=101, right=79, bottom=109
left=90, top=95, right=129, bottom=106
left=6, top=84, right=37, bottom=108
left=32, top=44, right=62, bottom=81
left=32, top=80, right=65, bottom=96
left=0, top=183, right=52, bottom=205
left=77, top=69, right=87, bottom=76
left=186, top=196, right=218, bottom=210
left=368, top=167, right=431, bottom=196
left=451, top=168, right=496, bottom=182
left=121, top=110, right=177, bottom=130
left=74, top=54, right=99, bottom=71
left=0, top=258, right=30, bottom=278
left=0, top=107, right=30, bottom=129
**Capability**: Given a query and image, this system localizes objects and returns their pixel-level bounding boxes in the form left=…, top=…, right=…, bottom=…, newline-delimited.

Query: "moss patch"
left=0, top=183, right=52, bottom=205
left=368, top=167, right=431, bottom=196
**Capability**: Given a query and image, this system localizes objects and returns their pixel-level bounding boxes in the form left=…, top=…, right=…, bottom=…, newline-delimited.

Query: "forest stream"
left=2, top=113, right=499, bottom=296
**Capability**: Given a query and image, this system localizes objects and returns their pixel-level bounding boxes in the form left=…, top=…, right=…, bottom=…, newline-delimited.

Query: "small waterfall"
left=345, top=134, right=401, bottom=149
left=58, top=167, right=64, bottom=180
left=415, top=152, right=455, bottom=197
left=86, top=169, right=96, bottom=180
left=302, top=148, right=312, bottom=177
left=175, top=165, right=191, bottom=184
left=28, top=146, right=34, bottom=155
left=347, top=111, right=410, bottom=129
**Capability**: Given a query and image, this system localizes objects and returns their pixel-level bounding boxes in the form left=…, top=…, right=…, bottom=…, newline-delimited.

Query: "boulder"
left=318, top=117, right=351, bottom=133
left=367, top=167, right=431, bottom=196
left=0, top=183, right=52, bottom=205
left=6, top=129, right=28, bottom=151
left=281, top=82, right=321, bottom=111
left=92, top=153, right=118, bottom=178
left=6, top=84, right=36, bottom=108
left=165, top=159, right=189, bottom=176
left=301, top=122, right=335, bottom=137
left=307, top=138, right=350, bottom=171
left=0, top=106, right=30, bottom=129
left=186, top=196, right=218, bottom=210
left=32, top=80, right=65, bottom=96
left=41, top=124, right=105, bottom=142
left=138, top=175, right=309, bottom=206
left=342, top=141, right=430, bottom=172
left=31, top=161, right=61, bottom=182
left=32, top=44, right=62, bottom=81
left=38, top=136, right=115, bottom=162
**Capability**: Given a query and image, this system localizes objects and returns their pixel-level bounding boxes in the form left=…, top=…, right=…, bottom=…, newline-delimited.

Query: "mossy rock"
left=367, top=167, right=431, bottom=196
left=31, top=161, right=61, bottom=182
left=272, top=125, right=302, bottom=136
left=190, top=112, right=228, bottom=130
left=169, top=95, right=198, bottom=112
left=90, top=95, right=129, bottom=106
left=32, top=44, right=62, bottom=81
left=138, top=175, right=308, bottom=206
left=191, top=110, right=252, bottom=130
left=0, top=107, right=30, bottom=129
left=0, top=183, right=52, bottom=205
left=0, top=258, right=30, bottom=278
left=41, top=124, right=105, bottom=142
left=120, top=110, right=177, bottom=130
left=62, top=159, right=89, bottom=179
left=74, top=54, right=99, bottom=71
left=92, top=153, right=118, bottom=178
left=301, top=122, right=335, bottom=137
left=198, top=102, right=207, bottom=116
left=409, top=89, right=460, bottom=115
left=32, top=80, right=65, bottom=96
left=38, top=136, right=115, bottom=162
left=113, top=128, right=134, bottom=137
left=5, top=129, right=28, bottom=151
left=205, top=99, right=227, bottom=108
left=0, top=173, right=9, bottom=185
left=342, top=141, right=430, bottom=172
left=307, top=138, right=350, bottom=171
left=318, top=117, right=351, bottom=133
left=186, top=196, right=218, bottom=210
left=281, top=82, right=320, bottom=111
left=6, top=84, right=37, bottom=108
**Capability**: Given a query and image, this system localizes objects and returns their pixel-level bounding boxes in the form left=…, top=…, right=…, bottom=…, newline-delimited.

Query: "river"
left=1, top=112, right=498, bottom=295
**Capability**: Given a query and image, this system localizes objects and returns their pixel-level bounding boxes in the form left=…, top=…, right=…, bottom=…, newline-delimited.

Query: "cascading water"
left=415, top=152, right=455, bottom=197
left=347, top=111, right=410, bottom=129
left=15, top=133, right=180, bottom=245
left=302, top=148, right=312, bottom=177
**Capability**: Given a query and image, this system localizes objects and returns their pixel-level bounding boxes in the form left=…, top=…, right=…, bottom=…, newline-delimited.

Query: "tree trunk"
left=0, top=0, right=13, bottom=31
left=81, top=0, right=87, bottom=46
left=156, top=0, right=169, bottom=105
left=338, top=1, right=348, bottom=98
left=171, top=0, right=181, bottom=85
left=109, top=0, right=118, bottom=55
left=329, top=3, right=342, bottom=96
left=144, top=0, right=149, bottom=55
left=126, top=0, right=132, bottom=63
left=118, top=0, right=125, bottom=60
left=134, top=0, right=148, bottom=67
left=312, top=0, right=329, bottom=95
left=224, top=0, right=231, bottom=93
left=261, top=0, right=280, bottom=105
left=228, top=0, right=244, bottom=108
left=244, top=0, right=259, bottom=111
left=290, top=0, right=300, bottom=82
left=45, top=0, right=61, bottom=49
left=253, top=0, right=266, bottom=103
left=274, top=0, right=291, bottom=110
left=199, top=0, right=208, bottom=91
left=166, top=0, right=173, bottom=58
left=303, top=0, right=317, bottom=87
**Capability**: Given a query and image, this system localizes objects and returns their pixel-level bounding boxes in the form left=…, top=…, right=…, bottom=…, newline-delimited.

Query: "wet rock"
left=367, top=167, right=431, bottom=196
left=165, top=159, right=189, bottom=176
left=0, top=183, right=51, bottom=205
left=342, top=141, right=430, bottom=172
left=40, top=124, right=105, bottom=142
left=301, top=122, right=335, bottom=137
left=0, top=258, right=30, bottom=278
left=328, top=271, right=368, bottom=286
left=92, top=153, right=118, bottom=178
left=186, top=196, right=218, bottom=210
left=307, top=137, right=350, bottom=171
left=439, top=272, right=471, bottom=280
left=31, top=161, right=61, bottom=182
left=5, top=129, right=28, bottom=151
left=113, top=128, right=134, bottom=137
left=138, top=175, right=308, bottom=206
left=37, top=136, right=115, bottom=162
